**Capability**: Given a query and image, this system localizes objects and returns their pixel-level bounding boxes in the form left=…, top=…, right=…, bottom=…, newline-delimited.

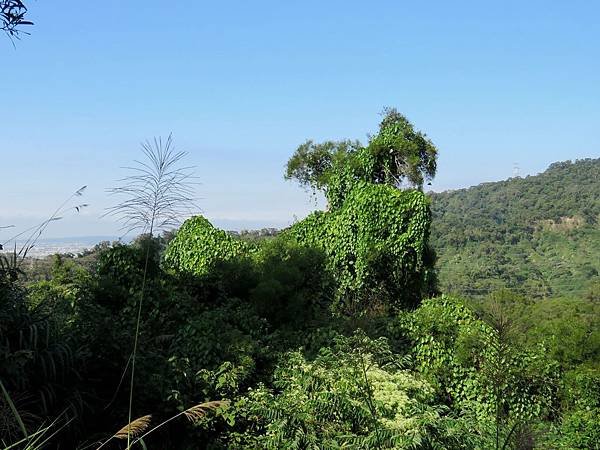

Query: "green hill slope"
left=430, top=158, right=600, bottom=298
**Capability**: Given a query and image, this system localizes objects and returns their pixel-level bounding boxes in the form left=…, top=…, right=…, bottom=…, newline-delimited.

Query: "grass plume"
left=97, top=402, right=226, bottom=449
left=104, top=134, right=196, bottom=448
left=104, top=134, right=197, bottom=237
left=183, top=400, right=227, bottom=423
left=129, top=401, right=228, bottom=447
left=114, top=415, right=152, bottom=440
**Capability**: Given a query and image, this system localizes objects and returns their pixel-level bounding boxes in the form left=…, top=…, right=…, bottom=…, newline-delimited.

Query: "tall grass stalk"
left=1, top=380, right=73, bottom=450
left=104, top=134, right=196, bottom=448
left=1, top=379, right=28, bottom=441
left=2, top=417, right=73, bottom=450
left=1, top=185, right=87, bottom=265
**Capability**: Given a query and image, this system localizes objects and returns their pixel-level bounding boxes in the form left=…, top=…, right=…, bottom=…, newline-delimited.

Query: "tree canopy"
left=285, top=108, right=438, bottom=205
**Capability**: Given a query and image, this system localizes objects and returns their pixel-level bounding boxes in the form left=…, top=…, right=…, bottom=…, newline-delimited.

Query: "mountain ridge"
left=430, top=157, right=600, bottom=298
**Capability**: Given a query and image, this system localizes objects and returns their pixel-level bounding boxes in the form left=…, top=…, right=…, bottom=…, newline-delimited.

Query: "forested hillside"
left=430, top=158, right=600, bottom=298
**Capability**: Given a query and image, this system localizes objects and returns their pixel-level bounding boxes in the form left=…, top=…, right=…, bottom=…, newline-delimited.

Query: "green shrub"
left=287, top=182, right=435, bottom=314
left=164, top=216, right=255, bottom=277
left=556, top=365, right=600, bottom=449
left=558, top=409, right=600, bottom=449
left=0, top=257, right=83, bottom=442
left=399, top=296, right=560, bottom=446
left=248, top=237, right=331, bottom=327
left=222, top=332, right=478, bottom=449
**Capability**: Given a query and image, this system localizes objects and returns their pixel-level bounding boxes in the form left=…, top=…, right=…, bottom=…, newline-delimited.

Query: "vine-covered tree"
left=284, top=139, right=360, bottom=195
left=366, top=107, right=437, bottom=188
left=285, top=108, right=438, bottom=202
left=169, top=115, right=439, bottom=314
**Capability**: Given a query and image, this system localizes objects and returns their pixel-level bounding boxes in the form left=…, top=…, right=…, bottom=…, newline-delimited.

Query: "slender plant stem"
left=104, top=136, right=196, bottom=448
left=126, top=221, right=154, bottom=449
left=500, top=420, right=520, bottom=450
left=0, top=380, right=28, bottom=439
left=357, top=352, right=382, bottom=450
left=103, top=353, right=132, bottom=411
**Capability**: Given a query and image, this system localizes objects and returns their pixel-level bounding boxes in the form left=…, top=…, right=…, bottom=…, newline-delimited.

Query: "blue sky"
left=1, top=0, right=598, bottom=238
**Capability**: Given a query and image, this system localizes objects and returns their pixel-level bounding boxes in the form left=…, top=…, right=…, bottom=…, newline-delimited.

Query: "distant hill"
left=430, top=158, right=600, bottom=298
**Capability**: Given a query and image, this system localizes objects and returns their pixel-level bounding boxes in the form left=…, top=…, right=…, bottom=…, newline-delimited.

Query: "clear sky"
left=1, top=0, right=598, bottom=238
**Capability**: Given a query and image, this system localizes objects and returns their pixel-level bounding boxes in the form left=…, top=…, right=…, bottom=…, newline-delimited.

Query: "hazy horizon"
left=2, top=1, right=599, bottom=238
left=1, top=156, right=596, bottom=240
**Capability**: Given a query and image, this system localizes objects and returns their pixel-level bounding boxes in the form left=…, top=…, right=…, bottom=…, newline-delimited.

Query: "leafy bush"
left=164, top=298, right=270, bottom=419
left=248, top=237, right=332, bottom=327
left=222, top=332, right=479, bottom=449
left=557, top=409, right=600, bottom=449
left=165, top=216, right=255, bottom=277
left=549, top=365, right=600, bottom=448
left=0, top=255, right=84, bottom=443
left=399, top=296, right=560, bottom=446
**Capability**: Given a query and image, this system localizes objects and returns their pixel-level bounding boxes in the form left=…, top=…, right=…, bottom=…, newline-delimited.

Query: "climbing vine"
left=166, top=110, right=438, bottom=315
left=399, top=296, right=560, bottom=445
left=166, top=184, right=435, bottom=315
left=287, top=182, right=435, bottom=313
left=164, top=216, right=255, bottom=277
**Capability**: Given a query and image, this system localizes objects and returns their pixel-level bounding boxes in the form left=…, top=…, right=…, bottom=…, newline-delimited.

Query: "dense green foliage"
left=0, top=256, right=84, bottom=443
left=167, top=187, right=434, bottom=315
left=287, top=183, right=436, bottom=313
left=284, top=139, right=360, bottom=196
left=224, top=332, right=481, bottom=449
left=1, top=114, right=598, bottom=448
left=169, top=118, right=437, bottom=315
left=399, top=296, right=560, bottom=446
left=7, top=240, right=596, bottom=448
left=431, top=158, right=600, bottom=298
left=164, top=216, right=255, bottom=277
